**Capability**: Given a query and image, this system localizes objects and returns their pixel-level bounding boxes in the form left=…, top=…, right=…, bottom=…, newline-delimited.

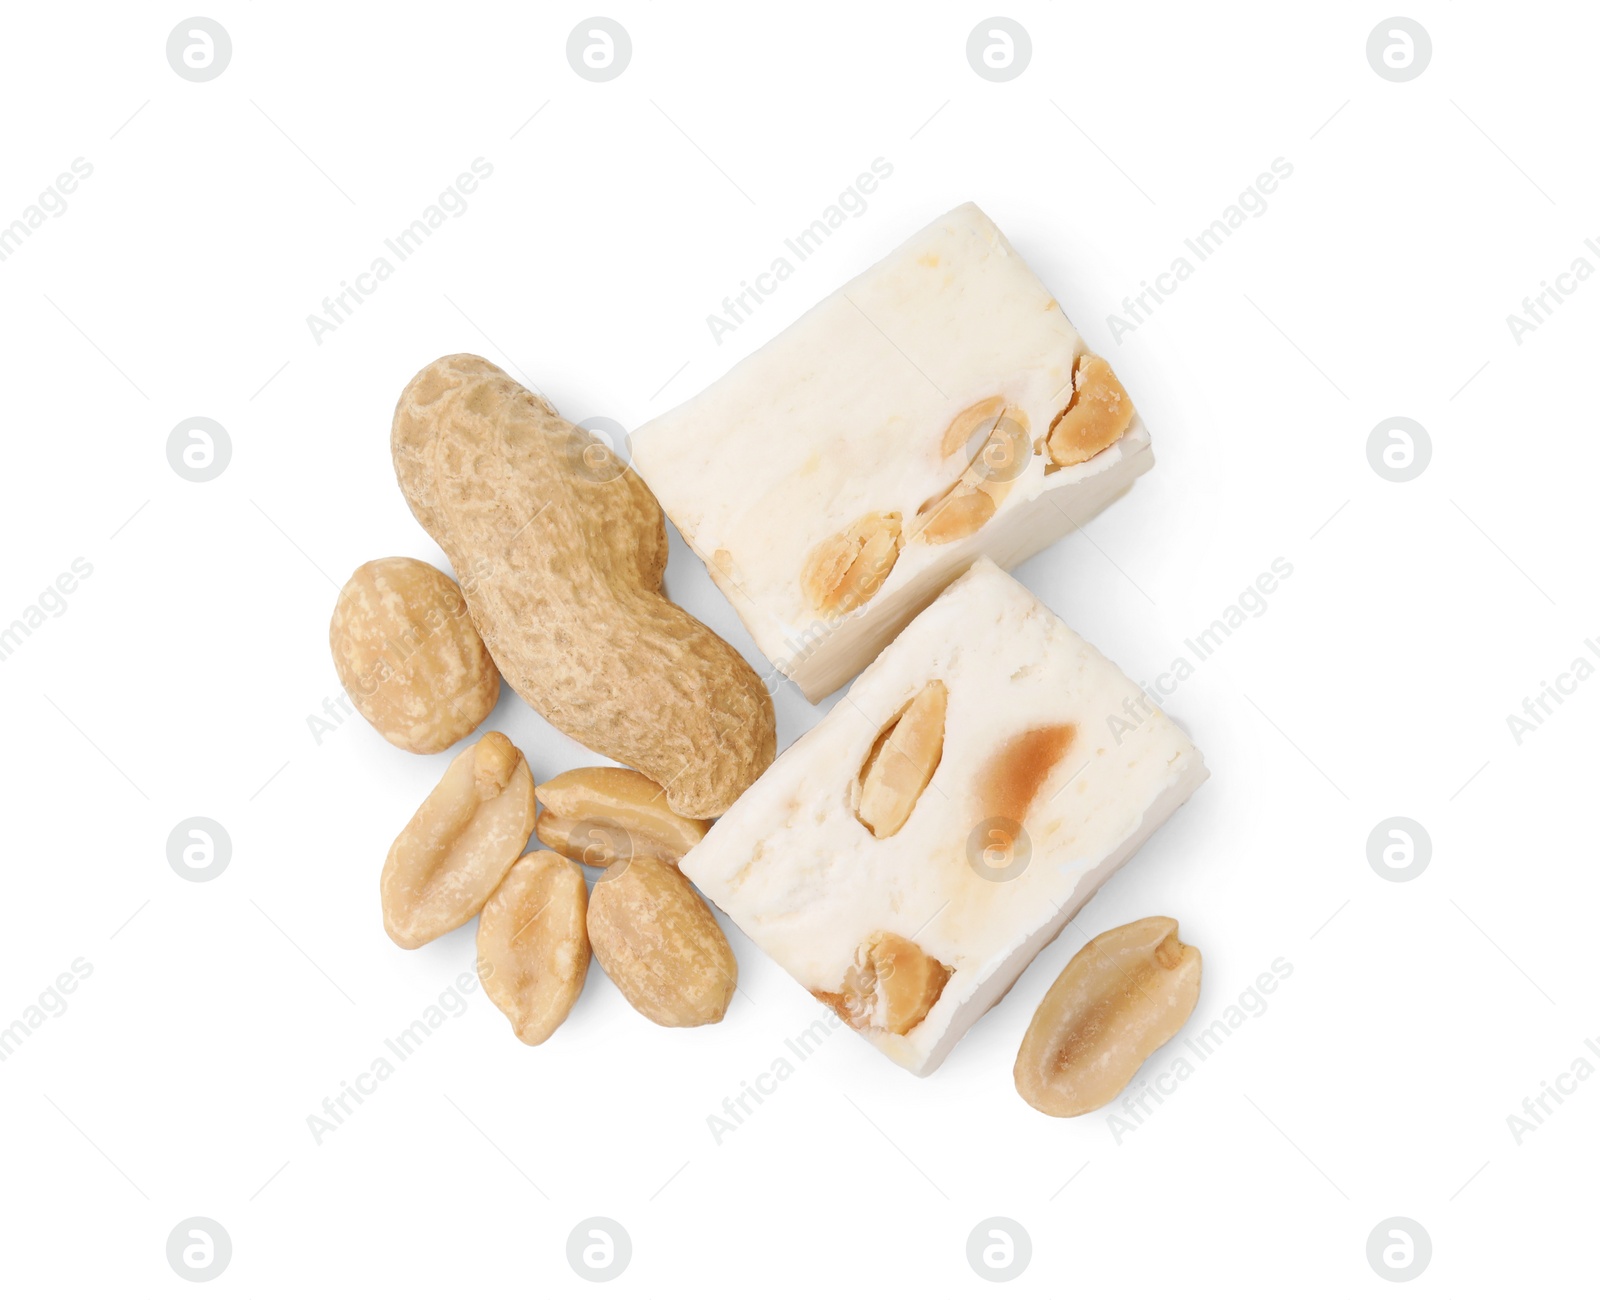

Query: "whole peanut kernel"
left=587, top=856, right=737, bottom=1028
left=329, top=557, right=499, bottom=755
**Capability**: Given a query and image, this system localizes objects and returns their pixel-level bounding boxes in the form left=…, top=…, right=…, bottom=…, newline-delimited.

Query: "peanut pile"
left=330, top=355, right=758, bottom=1040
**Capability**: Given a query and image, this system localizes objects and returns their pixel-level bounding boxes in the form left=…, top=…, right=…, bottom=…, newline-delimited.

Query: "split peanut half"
left=817, top=932, right=952, bottom=1036
left=1014, top=916, right=1201, bottom=1117
left=477, top=851, right=590, bottom=1045
left=801, top=512, right=903, bottom=615
left=1046, top=354, right=1134, bottom=469
left=855, top=680, right=948, bottom=838
left=914, top=400, right=1032, bottom=544
left=380, top=732, right=536, bottom=949
left=535, top=766, right=711, bottom=868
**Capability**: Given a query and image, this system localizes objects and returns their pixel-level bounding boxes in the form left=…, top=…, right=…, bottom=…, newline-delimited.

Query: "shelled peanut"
left=477, top=851, right=590, bottom=1045
left=380, top=732, right=534, bottom=949
left=535, top=766, right=710, bottom=868
left=587, top=855, right=737, bottom=1028
left=1014, top=916, right=1201, bottom=1117
left=329, top=557, right=499, bottom=754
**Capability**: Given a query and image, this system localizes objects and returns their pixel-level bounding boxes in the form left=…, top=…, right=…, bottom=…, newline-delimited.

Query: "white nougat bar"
left=631, top=202, right=1152, bottom=702
left=678, top=560, right=1206, bottom=1076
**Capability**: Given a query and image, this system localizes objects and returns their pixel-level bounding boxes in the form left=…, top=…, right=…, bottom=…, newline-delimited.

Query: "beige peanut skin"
left=329, top=557, right=499, bottom=754
left=477, top=851, right=590, bottom=1045
left=391, top=354, right=775, bottom=818
left=587, top=856, right=737, bottom=1027
left=1014, top=916, right=1201, bottom=1117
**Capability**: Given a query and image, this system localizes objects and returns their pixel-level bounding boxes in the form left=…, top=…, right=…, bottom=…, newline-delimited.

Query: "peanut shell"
left=391, top=354, right=775, bottom=818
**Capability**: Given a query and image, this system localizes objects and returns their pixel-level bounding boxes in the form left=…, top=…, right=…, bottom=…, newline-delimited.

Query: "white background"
left=1, top=2, right=1595, bottom=1294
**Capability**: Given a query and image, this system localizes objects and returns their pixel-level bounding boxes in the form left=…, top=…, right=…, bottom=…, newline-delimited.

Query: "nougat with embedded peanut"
left=631, top=204, right=1150, bottom=701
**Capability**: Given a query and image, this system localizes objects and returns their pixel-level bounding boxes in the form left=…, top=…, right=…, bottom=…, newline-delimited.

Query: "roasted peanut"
left=818, top=933, right=951, bottom=1035
left=1013, top=916, right=1201, bottom=1117
left=913, top=488, right=995, bottom=544
left=801, top=511, right=903, bottom=615
left=392, top=355, right=775, bottom=818
left=329, top=557, right=499, bottom=754
left=587, top=856, right=737, bottom=1027
left=856, top=680, right=947, bottom=837
left=380, top=732, right=536, bottom=949
left=535, top=766, right=710, bottom=868
left=939, top=395, right=1008, bottom=459
left=477, top=851, right=590, bottom=1045
left=1046, top=354, right=1134, bottom=468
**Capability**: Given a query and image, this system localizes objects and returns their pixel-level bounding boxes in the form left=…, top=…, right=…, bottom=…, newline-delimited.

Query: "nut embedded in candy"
left=801, top=511, right=903, bottom=616
left=818, top=933, right=952, bottom=1035
left=855, top=680, right=948, bottom=838
left=1046, top=354, right=1134, bottom=469
left=675, top=561, right=1208, bottom=1076
left=630, top=203, right=1156, bottom=702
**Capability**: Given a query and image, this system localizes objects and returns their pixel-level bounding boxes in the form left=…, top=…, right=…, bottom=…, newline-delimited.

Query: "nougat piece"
left=677, top=560, right=1206, bottom=1076
left=631, top=203, right=1150, bottom=701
